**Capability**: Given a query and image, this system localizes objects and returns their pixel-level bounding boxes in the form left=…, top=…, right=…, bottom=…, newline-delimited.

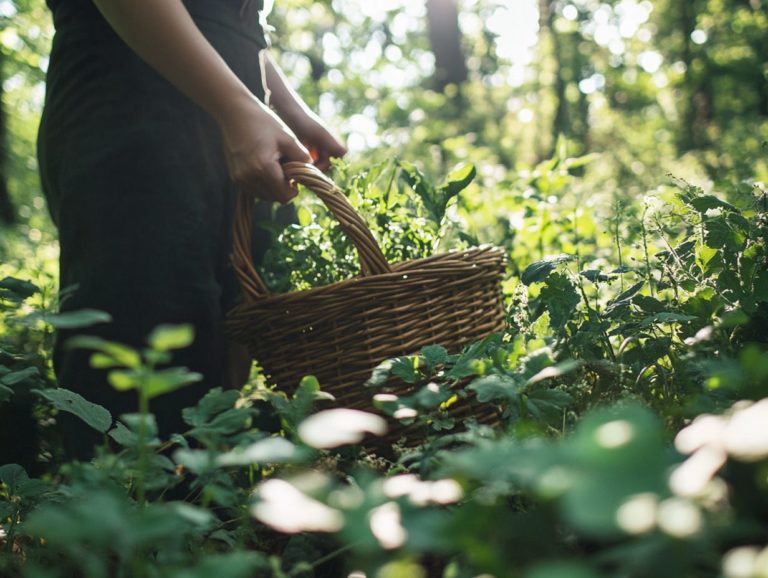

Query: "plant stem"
left=136, top=388, right=149, bottom=507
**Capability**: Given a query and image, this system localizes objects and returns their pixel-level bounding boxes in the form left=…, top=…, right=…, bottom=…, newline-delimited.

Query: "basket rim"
left=228, top=244, right=506, bottom=311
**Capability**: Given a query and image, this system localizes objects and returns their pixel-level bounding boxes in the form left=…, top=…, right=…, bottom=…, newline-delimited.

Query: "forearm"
left=263, top=52, right=320, bottom=129
left=92, top=0, right=264, bottom=125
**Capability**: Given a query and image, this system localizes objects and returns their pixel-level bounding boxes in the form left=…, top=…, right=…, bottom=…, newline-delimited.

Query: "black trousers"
left=38, top=0, right=279, bottom=459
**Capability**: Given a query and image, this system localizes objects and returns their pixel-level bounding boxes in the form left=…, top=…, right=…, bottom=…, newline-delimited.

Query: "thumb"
left=279, top=133, right=313, bottom=164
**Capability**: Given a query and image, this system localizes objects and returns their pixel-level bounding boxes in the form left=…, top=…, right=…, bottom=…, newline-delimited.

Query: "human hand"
left=288, top=112, right=348, bottom=172
left=218, top=95, right=312, bottom=204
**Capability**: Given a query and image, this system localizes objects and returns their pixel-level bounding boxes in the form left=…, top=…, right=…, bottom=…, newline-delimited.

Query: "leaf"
left=540, top=272, right=581, bottom=329
left=217, top=437, right=305, bottom=466
left=34, top=388, right=112, bottom=433
left=173, top=448, right=216, bottom=474
left=0, top=464, right=29, bottom=493
left=67, top=336, right=142, bottom=369
left=695, top=243, right=718, bottom=272
left=390, top=356, right=422, bottom=384
left=685, top=195, right=737, bottom=213
left=521, top=254, right=573, bottom=285
left=610, top=281, right=645, bottom=305
left=172, top=552, right=270, bottom=578
left=298, top=408, right=387, bottom=448
left=467, top=374, right=520, bottom=403
left=366, top=359, right=394, bottom=387
left=142, top=367, right=202, bottom=399
left=0, top=383, right=12, bottom=401
left=108, top=370, right=139, bottom=391
left=580, top=269, right=611, bottom=283
left=527, top=359, right=582, bottom=385
left=35, top=309, right=112, bottom=329
left=421, top=344, right=449, bottom=370
left=109, top=421, right=137, bottom=446
left=525, top=388, right=574, bottom=419
left=438, top=163, right=476, bottom=197
left=639, top=312, right=698, bottom=327
left=182, top=388, right=240, bottom=427
left=525, top=561, right=601, bottom=578
left=0, top=277, right=39, bottom=301
left=0, top=366, right=39, bottom=386
left=148, top=324, right=195, bottom=352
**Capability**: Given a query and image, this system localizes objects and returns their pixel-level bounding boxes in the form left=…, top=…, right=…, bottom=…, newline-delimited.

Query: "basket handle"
left=232, top=161, right=392, bottom=302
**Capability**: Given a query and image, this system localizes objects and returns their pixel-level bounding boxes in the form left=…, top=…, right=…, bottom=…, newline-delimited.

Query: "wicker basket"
left=225, top=162, right=506, bottom=428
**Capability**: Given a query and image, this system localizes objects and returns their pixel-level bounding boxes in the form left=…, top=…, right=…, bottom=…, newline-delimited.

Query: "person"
left=37, top=0, right=347, bottom=459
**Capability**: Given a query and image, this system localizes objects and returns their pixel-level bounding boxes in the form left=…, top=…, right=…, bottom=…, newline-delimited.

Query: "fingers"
left=313, top=138, right=348, bottom=173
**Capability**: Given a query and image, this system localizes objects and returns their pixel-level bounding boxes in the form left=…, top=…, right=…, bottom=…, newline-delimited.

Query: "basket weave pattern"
left=226, top=163, right=506, bottom=418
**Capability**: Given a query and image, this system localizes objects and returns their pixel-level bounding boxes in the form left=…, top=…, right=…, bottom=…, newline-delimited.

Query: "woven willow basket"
left=225, top=162, right=506, bottom=434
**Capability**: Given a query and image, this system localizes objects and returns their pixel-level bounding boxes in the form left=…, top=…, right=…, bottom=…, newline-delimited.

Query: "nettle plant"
left=259, top=159, right=477, bottom=293
left=2, top=161, right=768, bottom=578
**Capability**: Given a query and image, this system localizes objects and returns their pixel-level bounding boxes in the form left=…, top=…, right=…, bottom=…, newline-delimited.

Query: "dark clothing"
left=38, top=0, right=274, bottom=458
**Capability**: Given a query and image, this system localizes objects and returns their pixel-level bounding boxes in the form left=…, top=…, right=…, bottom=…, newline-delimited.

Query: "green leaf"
left=467, top=373, right=520, bottom=403
left=143, top=367, right=202, bottom=399
left=121, top=413, right=159, bottom=441
left=525, top=561, right=600, bottom=578
left=609, top=281, right=645, bottom=305
left=390, top=356, right=422, bottom=383
left=108, top=370, right=139, bottom=391
left=0, top=383, right=12, bottom=401
left=67, top=336, right=142, bottom=369
left=0, top=464, right=29, bottom=493
left=0, top=366, right=39, bottom=386
left=148, top=324, right=195, bottom=352
left=639, top=312, right=698, bottom=327
left=171, top=552, right=270, bottom=578
left=36, top=309, right=112, bottom=329
left=366, top=359, right=394, bottom=387
left=33, top=388, right=112, bottom=433
left=182, top=388, right=240, bottom=427
left=421, top=344, right=449, bottom=369
left=109, top=421, right=137, bottom=446
left=685, top=195, right=737, bottom=213
left=540, top=272, right=581, bottom=329
left=217, top=437, right=305, bottom=466
left=173, top=448, right=216, bottom=474
left=521, top=254, right=574, bottom=285
left=0, top=277, right=39, bottom=301
left=695, top=243, right=718, bottom=272
left=526, top=359, right=581, bottom=385
left=525, top=388, right=574, bottom=419
left=439, top=163, right=476, bottom=197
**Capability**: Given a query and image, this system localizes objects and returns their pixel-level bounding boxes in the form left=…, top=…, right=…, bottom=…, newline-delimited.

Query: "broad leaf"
left=34, top=387, right=112, bottom=433
left=148, top=324, right=195, bottom=352
left=467, top=373, right=520, bottom=403
left=521, top=254, right=573, bottom=285
left=0, top=464, right=29, bottom=493
left=1, top=366, right=39, bottom=386
left=31, top=309, right=112, bottom=329
left=0, top=277, right=39, bottom=301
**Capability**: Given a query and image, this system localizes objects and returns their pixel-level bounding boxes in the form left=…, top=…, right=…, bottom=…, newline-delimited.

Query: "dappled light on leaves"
left=615, top=492, right=658, bottom=535
left=657, top=498, right=703, bottom=539
left=297, top=408, right=387, bottom=449
left=594, top=419, right=634, bottom=449
left=382, top=474, right=463, bottom=506
left=368, top=502, right=406, bottom=550
left=252, top=479, right=344, bottom=533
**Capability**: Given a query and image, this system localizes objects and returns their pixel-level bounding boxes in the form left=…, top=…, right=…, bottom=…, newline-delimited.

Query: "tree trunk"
left=425, top=0, right=468, bottom=91
left=0, top=50, right=15, bottom=225
left=541, top=0, right=569, bottom=153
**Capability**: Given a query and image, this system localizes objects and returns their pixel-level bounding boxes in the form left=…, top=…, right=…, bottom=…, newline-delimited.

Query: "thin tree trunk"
left=542, top=0, right=568, bottom=153
left=425, top=0, right=468, bottom=91
left=0, top=50, right=15, bottom=225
